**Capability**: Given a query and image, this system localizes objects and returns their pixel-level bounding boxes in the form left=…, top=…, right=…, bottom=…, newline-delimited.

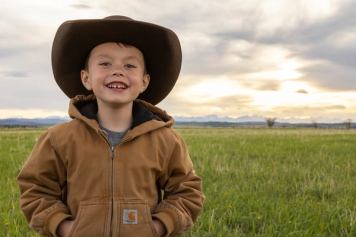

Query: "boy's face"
left=80, top=42, right=150, bottom=108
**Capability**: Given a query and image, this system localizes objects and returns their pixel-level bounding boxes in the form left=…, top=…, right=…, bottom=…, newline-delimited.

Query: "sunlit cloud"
left=245, top=65, right=303, bottom=81
left=178, top=76, right=242, bottom=103
left=280, top=81, right=314, bottom=94
left=0, top=109, right=67, bottom=119
left=296, top=89, right=308, bottom=94
left=252, top=90, right=356, bottom=121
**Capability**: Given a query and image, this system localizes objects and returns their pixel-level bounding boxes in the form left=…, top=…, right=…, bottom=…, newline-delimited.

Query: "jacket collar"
left=68, top=95, right=173, bottom=135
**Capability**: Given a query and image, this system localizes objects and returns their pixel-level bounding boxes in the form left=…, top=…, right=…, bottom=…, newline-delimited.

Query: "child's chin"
left=105, top=99, right=134, bottom=106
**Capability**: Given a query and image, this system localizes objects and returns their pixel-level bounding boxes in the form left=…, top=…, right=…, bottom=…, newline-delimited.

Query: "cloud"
left=160, top=93, right=254, bottom=117
left=71, top=4, right=93, bottom=9
left=0, top=1, right=109, bottom=114
left=271, top=104, right=351, bottom=120
left=0, top=76, right=68, bottom=110
left=0, top=71, right=27, bottom=78
left=1, top=0, right=355, bottom=121
left=88, top=0, right=356, bottom=90
left=241, top=80, right=281, bottom=91
left=301, top=61, right=356, bottom=91
left=250, top=1, right=356, bottom=91
left=296, top=89, right=308, bottom=94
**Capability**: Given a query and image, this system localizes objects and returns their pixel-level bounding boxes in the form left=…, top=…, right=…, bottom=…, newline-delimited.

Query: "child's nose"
left=112, top=65, right=124, bottom=77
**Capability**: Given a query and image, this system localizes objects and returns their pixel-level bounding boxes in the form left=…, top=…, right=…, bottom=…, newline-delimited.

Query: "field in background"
left=0, top=127, right=355, bottom=236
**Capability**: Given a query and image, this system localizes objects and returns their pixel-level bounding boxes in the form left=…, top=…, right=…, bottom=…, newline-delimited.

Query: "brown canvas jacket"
left=17, top=95, right=204, bottom=237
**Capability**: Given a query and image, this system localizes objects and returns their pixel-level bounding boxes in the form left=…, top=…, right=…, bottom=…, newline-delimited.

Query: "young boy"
left=17, top=15, right=204, bottom=237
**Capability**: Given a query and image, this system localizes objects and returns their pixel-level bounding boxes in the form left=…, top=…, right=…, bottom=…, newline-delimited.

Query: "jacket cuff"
left=48, top=211, right=72, bottom=237
left=152, top=208, right=178, bottom=237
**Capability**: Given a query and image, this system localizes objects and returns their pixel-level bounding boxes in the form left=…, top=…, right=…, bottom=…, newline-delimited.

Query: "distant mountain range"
left=0, top=117, right=69, bottom=127
left=0, top=115, right=265, bottom=126
left=0, top=115, right=353, bottom=128
left=174, top=115, right=266, bottom=123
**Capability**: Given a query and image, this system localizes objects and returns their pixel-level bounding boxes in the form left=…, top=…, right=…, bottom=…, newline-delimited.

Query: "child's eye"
left=125, top=64, right=137, bottom=69
left=99, top=62, right=111, bottom=66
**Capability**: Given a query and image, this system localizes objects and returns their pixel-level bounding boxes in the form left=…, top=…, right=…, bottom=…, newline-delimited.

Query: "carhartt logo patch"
left=123, top=209, right=138, bottom=224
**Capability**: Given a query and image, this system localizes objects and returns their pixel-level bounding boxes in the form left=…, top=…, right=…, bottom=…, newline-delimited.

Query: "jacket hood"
left=68, top=94, right=174, bottom=137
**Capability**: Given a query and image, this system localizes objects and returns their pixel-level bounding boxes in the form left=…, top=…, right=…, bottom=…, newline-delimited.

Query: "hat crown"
left=103, top=15, right=133, bottom=21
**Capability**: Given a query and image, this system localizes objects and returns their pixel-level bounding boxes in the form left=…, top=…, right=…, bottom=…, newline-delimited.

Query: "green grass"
left=180, top=128, right=356, bottom=237
left=1, top=127, right=355, bottom=236
left=0, top=128, right=42, bottom=237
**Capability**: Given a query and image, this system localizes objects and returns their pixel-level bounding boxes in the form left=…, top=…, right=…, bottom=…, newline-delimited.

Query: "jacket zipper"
left=110, top=145, right=114, bottom=237
left=99, top=131, right=116, bottom=237
left=100, top=131, right=132, bottom=237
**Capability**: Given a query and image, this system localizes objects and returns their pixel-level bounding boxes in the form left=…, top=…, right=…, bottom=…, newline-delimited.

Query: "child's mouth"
left=106, top=82, right=128, bottom=89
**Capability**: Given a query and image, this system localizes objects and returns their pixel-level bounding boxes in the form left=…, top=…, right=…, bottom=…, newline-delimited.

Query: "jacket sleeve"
left=17, top=130, right=71, bottom=237
left=153, top=131, right=205, bottom=236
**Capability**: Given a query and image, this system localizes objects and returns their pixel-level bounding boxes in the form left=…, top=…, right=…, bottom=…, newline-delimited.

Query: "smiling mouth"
left=106, top=82, right=128, bottom=89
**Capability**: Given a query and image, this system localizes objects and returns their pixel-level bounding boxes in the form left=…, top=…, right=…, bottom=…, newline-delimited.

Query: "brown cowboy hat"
left=51, top=15, right=182, bottom=105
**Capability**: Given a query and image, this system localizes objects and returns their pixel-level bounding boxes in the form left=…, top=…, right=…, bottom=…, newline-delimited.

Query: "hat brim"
left=51, top=17, right=182, bottom=105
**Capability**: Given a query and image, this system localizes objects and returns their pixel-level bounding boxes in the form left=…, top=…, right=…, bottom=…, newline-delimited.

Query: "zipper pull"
left=111, top=146, right=115, bottom=159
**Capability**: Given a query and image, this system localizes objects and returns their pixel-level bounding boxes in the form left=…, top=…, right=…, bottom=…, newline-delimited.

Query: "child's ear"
left=141, top=74, right=150, bottom=93
left=80, top=70, right=92, bottom=91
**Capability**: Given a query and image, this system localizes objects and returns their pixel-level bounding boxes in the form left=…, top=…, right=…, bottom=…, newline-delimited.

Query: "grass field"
left=0, top=127, right=355, bottom=236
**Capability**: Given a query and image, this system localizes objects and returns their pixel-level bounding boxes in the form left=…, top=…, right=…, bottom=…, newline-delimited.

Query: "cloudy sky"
left=1, top=0, right=356, bottom=122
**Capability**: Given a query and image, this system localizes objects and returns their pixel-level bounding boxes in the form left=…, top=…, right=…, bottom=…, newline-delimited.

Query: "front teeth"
left=107, top=83, right=127, bottom=89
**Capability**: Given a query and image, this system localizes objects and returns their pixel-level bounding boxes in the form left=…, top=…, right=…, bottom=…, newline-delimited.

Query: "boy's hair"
left=52, top=15, right=182, bottom=104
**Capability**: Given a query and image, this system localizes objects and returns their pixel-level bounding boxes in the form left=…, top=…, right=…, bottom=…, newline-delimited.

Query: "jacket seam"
left=47, top=128, right=64, bottom=164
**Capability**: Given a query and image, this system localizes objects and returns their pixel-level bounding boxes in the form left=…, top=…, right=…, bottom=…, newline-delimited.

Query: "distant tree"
left=344, top=119, right=352, bottom=129
left=266, top=117, right=276, bottom=128
left=311, top=120, right=318, bottom=129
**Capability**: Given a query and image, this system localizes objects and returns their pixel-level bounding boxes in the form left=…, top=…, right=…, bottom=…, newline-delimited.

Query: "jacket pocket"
left=118, top=199, right=159, bottom=237
left=68, top=199, right=110, bottom=237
